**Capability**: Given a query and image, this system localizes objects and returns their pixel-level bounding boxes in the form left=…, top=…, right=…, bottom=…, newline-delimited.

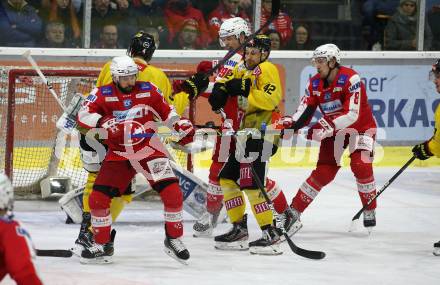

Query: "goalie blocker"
left=59, top=160, right=210, bottom=223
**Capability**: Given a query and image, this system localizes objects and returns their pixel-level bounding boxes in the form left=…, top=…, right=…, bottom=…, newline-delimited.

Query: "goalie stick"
left=349, top=155, right=416, bottom=231
left=219, top=109, right=326, bottom=260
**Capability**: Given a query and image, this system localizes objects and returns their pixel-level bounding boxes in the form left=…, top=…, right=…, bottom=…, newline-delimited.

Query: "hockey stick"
left=205, top=0, right=281, bottom=76
left=349, top=155, right=416, bottom=231
left=22, top=50, right=68, bottom=112
left=219, top=109, right=326, bottom=260
left=36, top=249, right=73, bottom=258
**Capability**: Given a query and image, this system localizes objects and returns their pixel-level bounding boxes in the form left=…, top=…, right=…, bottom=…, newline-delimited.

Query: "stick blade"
left=348, top=219, right=358, bottom=232
left=284, top=234, right=326, bottom=260
left=271, top=0, right=281, bottom=18
left=36, top=249, right=73, bottom=258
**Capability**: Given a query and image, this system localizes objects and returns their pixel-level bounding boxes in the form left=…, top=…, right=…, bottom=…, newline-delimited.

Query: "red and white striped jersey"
left=78, top=81, right=177, bottom=161
left=293, top=66, right=376, bottom=132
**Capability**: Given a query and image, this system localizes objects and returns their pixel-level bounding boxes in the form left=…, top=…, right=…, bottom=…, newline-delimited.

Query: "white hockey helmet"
left=312, top=43, right=341, bottom=64
left=110, top=55, right=138, bottom=82
left=219, top=17, right=251, bottom=47
left=0, top=173, right=13, bottom=213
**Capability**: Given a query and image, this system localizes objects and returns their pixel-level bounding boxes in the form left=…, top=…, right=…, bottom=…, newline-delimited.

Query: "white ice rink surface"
left=3, top=168, right=440, bottom=285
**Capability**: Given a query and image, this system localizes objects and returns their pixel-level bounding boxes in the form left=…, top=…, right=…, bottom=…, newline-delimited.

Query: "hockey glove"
left=275, top=115, right=295, bottom=130
left=181, top=72, right=209, bottom=99
left=208, top=83, right=228, bottom=112
left=99, top=115, right=124, bottom=147
left=412, top=141, right=433, bottom=160
left=225, top=78, right=251, bottom=97
left=173, top=118, right=195, bottom=146
left=197, top=60, right=213, bottom=73
left=307, top=117, right=335, bottom=141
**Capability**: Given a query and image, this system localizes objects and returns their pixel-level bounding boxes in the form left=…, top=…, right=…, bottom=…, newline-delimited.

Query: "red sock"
left=159, top=183, right=184, bottom=238
left=266, top=178, right=288, bottom=214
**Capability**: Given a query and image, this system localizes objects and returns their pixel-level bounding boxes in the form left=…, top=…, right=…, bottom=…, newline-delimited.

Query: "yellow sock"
left=82, top=172, right=97, bottom=213
left=244, top=189, right=273, bottom=228
left=220, top=178, right=246, bottom=224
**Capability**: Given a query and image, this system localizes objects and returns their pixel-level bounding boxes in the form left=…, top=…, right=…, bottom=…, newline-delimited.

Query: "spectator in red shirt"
left=164, top=0, right=211, bottom=48
left=207, top=0, right=251, bottom=42
left=260, top=0, right=293, bottom=48
left=169, top=18, right=200, bottom=49
left=0, top=173, right=43, bottom=285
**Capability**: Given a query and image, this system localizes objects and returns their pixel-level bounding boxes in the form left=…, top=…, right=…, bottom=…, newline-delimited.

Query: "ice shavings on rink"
left=3, top=168, right=440, bottom=285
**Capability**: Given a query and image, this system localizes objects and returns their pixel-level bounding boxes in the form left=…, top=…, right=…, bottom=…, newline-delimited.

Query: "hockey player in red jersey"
left=0, top=173, right=43, bottom=284
left=278, top=44, right=378, bottom=231
left=77, top=56, right=194, bottom=264
left=184, top=17, right=300, bottom=239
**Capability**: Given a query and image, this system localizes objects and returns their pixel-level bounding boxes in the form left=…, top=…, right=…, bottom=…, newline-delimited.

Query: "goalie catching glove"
left=173, top=118, right=195, bottom=146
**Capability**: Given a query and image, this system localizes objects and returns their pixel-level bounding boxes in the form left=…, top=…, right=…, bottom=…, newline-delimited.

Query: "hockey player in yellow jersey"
left=411, top=59, right=440, bottom=256
left=208, top=35, right=285, bottom=255
left=70, top=31, right=191, bottom=256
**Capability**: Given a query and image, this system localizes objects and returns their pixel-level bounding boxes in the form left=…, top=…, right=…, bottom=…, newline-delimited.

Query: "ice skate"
left=433, top=241, right=440, bottom=256
left=277, top=207, right=303, bottom=241
left=164, top=236, right=190, bottom=265
left=214, top=214, right=249, bottom=251
left=363, top=210, right=376, bottom=233
left=79, top=229, right=115, bottom=264
left=249, top=225, right=282, bottom=255
left=71, top=212, right=94, bottom=257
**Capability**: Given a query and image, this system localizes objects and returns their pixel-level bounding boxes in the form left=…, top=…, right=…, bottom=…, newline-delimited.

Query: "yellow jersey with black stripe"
left=96, top=57, right=189, bottom=116
left=225, top=60, right=282, bottom=130
left=428, top=104, right=440, bottom=157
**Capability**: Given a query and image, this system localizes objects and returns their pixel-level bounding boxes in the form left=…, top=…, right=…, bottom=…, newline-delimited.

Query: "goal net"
left=1, top=68, right=196, bottom=198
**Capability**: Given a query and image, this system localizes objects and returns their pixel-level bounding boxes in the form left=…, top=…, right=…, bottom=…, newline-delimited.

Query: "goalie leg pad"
left=59, top=187, right=84, bottom=224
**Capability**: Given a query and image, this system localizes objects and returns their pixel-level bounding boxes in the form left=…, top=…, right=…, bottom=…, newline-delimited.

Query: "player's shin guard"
left=244, top=189, right=273, bottom=228
left=82, top=172, right=97, bottom=213
left=266, top=178, right=288, bottom=214
left=206, top=181, right=223, bottom=214
left=221, top=179, right=246, bottom=223
left=290, top=166, right=338, bottom=213
left=291, top=179, right=321, bottom=213
left=89, top=191, right=112, bottom=244
left=159, top=183, right=184, bottom=238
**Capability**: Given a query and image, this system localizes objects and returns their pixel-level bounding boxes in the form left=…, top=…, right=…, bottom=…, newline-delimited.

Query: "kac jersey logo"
left=324, top=92, right=331, bottom=101
left=123, top=99, right=132, bottom=109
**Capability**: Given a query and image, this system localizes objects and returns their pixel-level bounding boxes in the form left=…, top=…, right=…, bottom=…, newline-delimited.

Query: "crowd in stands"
left=0, top=0, right=438, bottom=51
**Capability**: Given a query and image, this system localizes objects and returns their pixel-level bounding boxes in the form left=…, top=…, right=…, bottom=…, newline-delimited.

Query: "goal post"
left=3, top=68, right=196, bottom=198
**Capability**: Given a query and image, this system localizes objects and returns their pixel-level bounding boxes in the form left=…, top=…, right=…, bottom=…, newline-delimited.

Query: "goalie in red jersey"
left=0, top=173, right=43, bottom=285
left=278, top=44, right=378, bottom=232
left=77, top=56, right=194, bottom=264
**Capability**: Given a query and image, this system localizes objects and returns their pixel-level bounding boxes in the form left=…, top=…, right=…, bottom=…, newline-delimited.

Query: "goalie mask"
left=110, top=56, right=138, bottom=94
left=0, top=173, right=13, bottom=214
left=127, top=31, right=156, bottom=62
left=219, top=17, right=251, bottom=47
